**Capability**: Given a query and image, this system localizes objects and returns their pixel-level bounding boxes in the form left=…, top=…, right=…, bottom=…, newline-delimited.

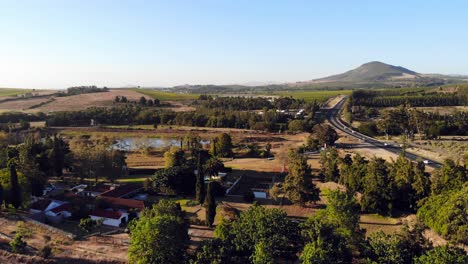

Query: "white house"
left=90, top=209, right=129, bottom=227
left=29, top=199, right=72, bottom=223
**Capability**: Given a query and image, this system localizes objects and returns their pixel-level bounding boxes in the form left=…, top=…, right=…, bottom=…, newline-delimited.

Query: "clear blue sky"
left=1, top=0, right=467, bottom=89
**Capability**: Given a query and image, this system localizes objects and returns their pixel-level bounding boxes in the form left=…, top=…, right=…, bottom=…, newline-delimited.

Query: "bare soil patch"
left=34, top=90, right=152, bottom=112
left=0, top=97, right=52, bottom=111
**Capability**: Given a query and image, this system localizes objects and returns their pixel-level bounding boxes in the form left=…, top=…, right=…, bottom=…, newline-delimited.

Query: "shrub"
left=39, top=245, right=52, bottom=258
left=9, top=234, right=27, bottom=253
left=79, top=218, right=96, bottom=232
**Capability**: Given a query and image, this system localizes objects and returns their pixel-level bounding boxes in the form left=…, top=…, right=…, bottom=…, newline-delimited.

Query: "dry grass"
left=32, top=89, right=151, bottom=112
left=0, top=97, right=52, bottom=111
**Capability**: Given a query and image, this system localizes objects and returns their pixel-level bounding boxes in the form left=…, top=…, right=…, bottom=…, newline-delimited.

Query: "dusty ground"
left=0, top=89, right=194, bottom=113
left=0, top=97, right=52, bottom=111
left=32, top=90, right=152, bottom=112
left=0, top=215, right=127, bottom=263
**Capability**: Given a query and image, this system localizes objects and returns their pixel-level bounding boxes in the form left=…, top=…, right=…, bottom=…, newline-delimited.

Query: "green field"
left=274, top=90, right=352, bottom=102
left=0, top=88, right=33, bottom=97
left=133, top=88, right=198, bottom=101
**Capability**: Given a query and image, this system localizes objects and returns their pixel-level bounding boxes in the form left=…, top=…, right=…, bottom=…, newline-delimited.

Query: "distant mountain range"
left=168, top=61, right=468, bottom=93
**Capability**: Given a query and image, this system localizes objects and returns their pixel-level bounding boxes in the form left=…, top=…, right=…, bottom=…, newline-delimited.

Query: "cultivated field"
left=0, top=88, right=34, bottom=97
left=31, top=89, right=152, bottom=112
left=274, top=90, right=352, bottom=102
left=132, top=89, right=198, bottom=101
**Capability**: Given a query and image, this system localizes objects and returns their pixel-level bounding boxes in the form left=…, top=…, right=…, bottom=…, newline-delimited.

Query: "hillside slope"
left=315, top=61, right=419, bottom=82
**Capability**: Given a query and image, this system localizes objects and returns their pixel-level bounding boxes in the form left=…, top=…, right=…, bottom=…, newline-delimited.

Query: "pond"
left=113, top=137, right=210, bottom=151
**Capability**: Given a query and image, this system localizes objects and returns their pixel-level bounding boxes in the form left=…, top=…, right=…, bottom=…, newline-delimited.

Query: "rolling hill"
left=314, top=61, right=419, bottom=82
left=289, top=61, right=467, bottom=89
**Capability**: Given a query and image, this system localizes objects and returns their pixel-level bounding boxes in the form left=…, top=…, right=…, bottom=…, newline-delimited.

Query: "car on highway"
left=423, top=160, right=431, bottom=164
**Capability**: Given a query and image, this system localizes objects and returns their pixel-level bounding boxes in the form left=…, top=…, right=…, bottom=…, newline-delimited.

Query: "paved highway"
left=325, top=97, right=442, bottom=169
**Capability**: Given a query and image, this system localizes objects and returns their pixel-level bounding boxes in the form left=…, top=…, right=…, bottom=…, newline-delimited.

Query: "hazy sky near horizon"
left=1, top=0, right=468, bottom=89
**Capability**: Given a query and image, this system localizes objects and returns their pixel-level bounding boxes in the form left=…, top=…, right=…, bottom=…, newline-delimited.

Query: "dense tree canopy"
left=128, top=200, right=189, bottom=264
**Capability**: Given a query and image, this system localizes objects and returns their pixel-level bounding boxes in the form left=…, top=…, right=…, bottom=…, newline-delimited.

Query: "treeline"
left=45, top=105, right=316, bottom=132
left=128, top=195, right=468, bottom=264
left=193, top=95, right=314, bottom=110
left=114, top=96, right=161, bottom=107
left=61, top=86, right=109, bottom=96
left=356, top=106, right=467, bottom=138
left=0, top=136, right=69, bottom=209
left=350, top=89, right=467, bottom=107
left=320, top=148, right=468, bottom=244
left=320, top=149, right=430, bottom=215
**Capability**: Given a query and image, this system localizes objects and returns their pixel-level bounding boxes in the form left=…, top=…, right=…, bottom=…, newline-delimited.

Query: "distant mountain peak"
left=314, top=61, right=419, bottom=83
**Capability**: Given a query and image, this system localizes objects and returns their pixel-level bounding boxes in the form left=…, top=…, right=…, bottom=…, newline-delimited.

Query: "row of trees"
left=45, top=105, right=298, bottom=131
left=114, top=96, right=161, bottom=107
left=62, top=86, right=109, bottom=96
left=194, top=95, right=317, bottom=111
left=357, top=106, right=467, bottom=138
left=350, top=89, right=466, bottom=108
left=319, top=148, right=467, bottom=244
left=128, top=195, right=468, bottom=263
left=320, top=149, right=431, bottom=215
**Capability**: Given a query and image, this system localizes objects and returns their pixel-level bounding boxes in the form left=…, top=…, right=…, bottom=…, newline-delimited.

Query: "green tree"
left=0, top=183, right=3, bottom=208
left=139, top=96, right=147, bottom=105
left=414, top=246, right=468, bottom=264
left=288, top=120, right=306, bottom=132
left=9, top=234, right=27, bottom=253
left=195, top=153, right=206, bottom=204
left=251, top=241, right=274, bottom=264
left=214, top=204, right=299, bottom=261
left=391, top=153, right=417, bottom=211
left=300, top=216, right=353, bottom=264
left=191, top=238, right=231, bottom=264
left=313, top=124, right=338, bottom=147
left=338, top=153, right=367, bottom=193
left=417, top=183, right=468, bottom=244
left=79, top=218, right=96, bottom=232
left=361, top=157, right=393, bottom=215
left=151, top=165, right=195, bottom=195
left=283, top=148, right=320, bottom=205
left=319, top=147, right=340, bottom=182
left=164, top=146, right=186, bottom=168
left=430, top=159, right=467, bottom=195
left=326, top=190, right=360, bottom=233
left=214, top=133, right=233, bottom=158
left=128, top=200, right=189, bottom=264
left=8, top=161, right=22, bottom=209
left=205, top=182, right=216, bottom=227
left=364, top=221, right=431, bottom=264
left=203, top=158, right=224, bottom=178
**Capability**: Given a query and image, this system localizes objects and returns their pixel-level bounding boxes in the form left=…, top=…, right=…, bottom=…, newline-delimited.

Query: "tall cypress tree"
left=195, top=152, right=205, bottom=204
left=205, top=182, right=216, bottom=227
left=0, top=183, right=3, bottom=209
left=9, top=161, right=22, bottom=209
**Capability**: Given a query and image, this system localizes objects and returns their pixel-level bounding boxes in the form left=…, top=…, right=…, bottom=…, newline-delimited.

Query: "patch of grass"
left=102, top=125, right=155, bottom=130
left=132, top=89, right=198, bottom=101
left=0, top=88, right=33, bottom=97
left=274, top=90, right=352, bottom=102
left=116, top=174, right=150, bottom=183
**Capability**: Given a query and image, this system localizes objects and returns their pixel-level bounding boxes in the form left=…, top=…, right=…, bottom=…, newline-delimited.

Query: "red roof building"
left=90, top=209, right=123, bottom=220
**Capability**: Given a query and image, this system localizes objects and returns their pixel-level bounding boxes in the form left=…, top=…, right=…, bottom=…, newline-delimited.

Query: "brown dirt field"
left=126, top=152, right=165, bottom=169
left=33, top=90, right=152, bottom=112
left=0, top=97, right=52, bottom=111
left=161, top=101, right=196, bottom=112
